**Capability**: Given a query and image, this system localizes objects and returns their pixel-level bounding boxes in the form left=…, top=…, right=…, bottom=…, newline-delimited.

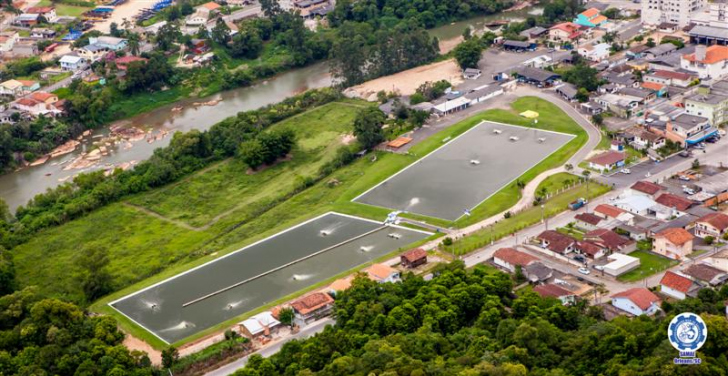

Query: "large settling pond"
left=354, top=121, right=575, bottom=221
left=110, top=212, right=430, bottom=343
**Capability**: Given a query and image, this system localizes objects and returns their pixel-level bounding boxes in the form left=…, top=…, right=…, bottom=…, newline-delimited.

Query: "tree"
left=109, top=22, right=121, bottom=37
left=127, top=32, right=140, bottom=56
left=156, top=22, right=181, bottom=51
left=352, top=107, right=386, bottom=149
left=454, top=38, right=482, bottom=69
left=0, top=246, right=15, bottom=295
left=565, top=163, right=574, bottom=172
left=211, top=17, right=231, bottom=45
left=230, top=28, right=263, bottom=59
left=692, top=158, right=701, bottom=169
left=238, top=139, right=266, bottom=169
left=77, top=247, right=113, bottom=302
left=646, top=37, right=656, bottom=47
left=260, top=0, right=282, bottom=17
left=602, top=8, right=621, bottom=19
left=278, top=307, right=295, bottom=326
left=162, top=347, right=179, bottom=369
left=592, top=113, right=603, bottom=126
left=562, top=64, right=601, bottom=91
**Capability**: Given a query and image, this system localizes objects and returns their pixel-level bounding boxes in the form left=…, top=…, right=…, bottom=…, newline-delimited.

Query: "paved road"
left=205, top=318, right=334, bottom=376
left=223, top=5, right=263, bottom=22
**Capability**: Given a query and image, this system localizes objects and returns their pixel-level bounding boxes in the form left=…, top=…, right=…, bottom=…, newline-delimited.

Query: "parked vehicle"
left=578, top=267, right=591, bottom=275
left=621, top=168, right=631, bottom=174
left=569, top=198, right=587, bottom=210
left=593, top=265, right=605, bottom=271
left=679, top=150, right=691, bottom=158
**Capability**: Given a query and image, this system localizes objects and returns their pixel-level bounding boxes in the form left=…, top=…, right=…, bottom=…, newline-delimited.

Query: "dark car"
left=706, top=137, right=718, bottom=143
left=574, top=254, right=586, bottom=263
left=679, top=150, right=691, bottom=158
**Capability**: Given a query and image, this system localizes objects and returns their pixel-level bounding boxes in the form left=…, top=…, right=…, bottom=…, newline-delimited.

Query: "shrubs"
left=238, top=128, right=296, bottom=169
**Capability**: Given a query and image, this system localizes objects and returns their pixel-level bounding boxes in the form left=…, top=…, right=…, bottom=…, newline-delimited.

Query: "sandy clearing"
left=123, top=333, right=162, bottom=366
left=348, top=59, right=464, bottom=101
left=439, top=36, right=463, bottom=54
left=93, top=0, right=159, bottom=34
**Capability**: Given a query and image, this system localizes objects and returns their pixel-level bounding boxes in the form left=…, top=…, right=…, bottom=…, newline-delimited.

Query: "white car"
left=578, top=267, right=591, bottom=275
left=621, top=168, right=631, bottom=174
left=593, top=265, right=605, bottom=271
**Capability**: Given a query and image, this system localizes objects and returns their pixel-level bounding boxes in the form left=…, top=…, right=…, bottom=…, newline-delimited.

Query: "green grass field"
left=13, top=96, right=593, bottom=348
left=617, top=250, right=679, bottom=282
left=443, top=173, right=611, bottom=255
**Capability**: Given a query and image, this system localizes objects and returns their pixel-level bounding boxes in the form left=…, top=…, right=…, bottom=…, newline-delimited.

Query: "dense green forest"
left=235, top=262, right=728, bottom=376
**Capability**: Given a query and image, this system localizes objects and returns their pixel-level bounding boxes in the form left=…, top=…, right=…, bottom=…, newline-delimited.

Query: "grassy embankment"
left=442, top=172, right=612, bottom=255
left=14, top=96, right=591, bottom=347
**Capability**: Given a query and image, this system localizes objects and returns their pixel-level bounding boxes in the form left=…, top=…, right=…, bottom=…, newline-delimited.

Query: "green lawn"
left=557, top=226, right=585, bottom=240
left=128, top=102, right=363, bottom=228
left=617, top=250, right=679, bottom=282
left=443, top=174, right=611, bottom=255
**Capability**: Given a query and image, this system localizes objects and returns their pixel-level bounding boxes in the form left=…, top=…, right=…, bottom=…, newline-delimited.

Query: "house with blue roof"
left=574, top=8, right=608, bottom=28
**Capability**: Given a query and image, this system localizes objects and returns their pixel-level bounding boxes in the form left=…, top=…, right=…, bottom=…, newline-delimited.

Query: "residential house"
left=293, top=0, right=331, bottom=18
left=684, top=88, right=728, bottom=126
left=654, top=227, right=694, bottom=260
left=26, top=6, right=57, bottom=23
left=556, top=83, right=578, bottom=102
left=682, top=263, right=728, bottom=286
left=290, top=292, right=334, bottom=327
left=89, top=36, right=128, bottom=51
left=587, top=150, right=625, bottom=171
left=611, top=287, right=661, bottom=316
left=12, top=97, right=61, bottom=117
left=59, top=54, right=87, bottom=71
left=30, top=91, right=58, bottom=105
left=614, top=194, right=659, bottom=216
left=0, top=79, right=39, bottom=97
left=644, top=70, right=696, bottom=88
left=519, top=26, right=548, bottom=40
left=0, top=32, right=19, bottom=52
left=576, top=240, right=608, bottom=259
left=641, top=81, right=667, bottom=97
left=578, top=43, right=611, bottom=62
left=704, top=249, right=728, bottom=272
left=537, top=230, right=576, bottom=255
left=524, top=262, right=553, bottom=283
left=574, top=213, right=604, bottom=231
left=11, top=41, right=38, bottom=57
left=585, top=228, right=636, bottom=253
left=462, top=68, right=482, bottom=80
left=594, top=204, right=628, bottom=220
left=0, top=110, right=22, bottom=124
left=644, top=43, right=678, bottom=60
left=190, top=39, right=210, bottom=54
left=603, top=253, right=641, bottom=276
left=574, top=8, right=608, bottom=28
left=619, top=87, right=656, bottom=103
left=534, top=284, right=577, bottom=305
left=681, top=45, right=728, bottom=79
left=633, top=130, right=666, bottom=150
left=694, top=212, right=728, bottom=239
left=655, top=193, right=695, bottom=213
left=548, top=22, right=583, bottom=42
left=364, top=264, right=400, bottom=283
left=665, top=113, right=717, bottom=146
left=30, top=28, right=56, bottom=39
left=400, top=248, right=427, bottom=269
left=492, top=247, right=537, bottom=273
left=187, top=1, right=221, bottom=25
left=13, top=13, right=39, bottom=27
left=239, top=311, right=281, bottom=338
left=627, top=44, right=649, bottom=60
left=660, top=271, right=701, bottom=300
left=595, top=93, right=640, bottom=118
left=628, top=181, right=666, bottom=198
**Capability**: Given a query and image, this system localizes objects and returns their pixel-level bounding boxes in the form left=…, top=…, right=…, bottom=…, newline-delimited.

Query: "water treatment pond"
left=110, top=212, right=429, bottom=343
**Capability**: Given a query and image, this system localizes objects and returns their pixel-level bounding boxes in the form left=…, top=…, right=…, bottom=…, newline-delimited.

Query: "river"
left=0, top=63, right=332, bottom=211
left=0, top=8, right=544, bottom=211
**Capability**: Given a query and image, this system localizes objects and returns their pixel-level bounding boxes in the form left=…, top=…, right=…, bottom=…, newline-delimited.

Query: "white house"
left=681, top=45, right=728, bottom=80
left=492, top=247, right=537, bottom=273
left=0, top=32, right=19, bottom=52
left=587, top=150, right=625, bottom=171
left=611, top=288, right=661, bottom=316
left=186, top=1, right=220, bottom=25
left=364, top=264, right=400, bottom=283
left=578, top=43, right=610, bottom=62
left=59, top=55, right=87, bottom=71
left=26, top=6, right=57, bottom=23
left=660, top=271, right=700, bottom=300
left=694, top=212, right=728, bottom=239
left=613, top=195, right=659, bottom=216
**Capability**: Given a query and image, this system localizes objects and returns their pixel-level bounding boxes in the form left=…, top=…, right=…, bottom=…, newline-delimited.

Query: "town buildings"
left=653, top=227, right=695, bottom=260
left=642, top=0, right=707, bottom=28
left=611, top=287, right=661, bottom=316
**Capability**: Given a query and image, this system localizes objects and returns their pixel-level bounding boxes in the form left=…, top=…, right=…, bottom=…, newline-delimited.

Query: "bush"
left=705, top=236, right=715, bottom=245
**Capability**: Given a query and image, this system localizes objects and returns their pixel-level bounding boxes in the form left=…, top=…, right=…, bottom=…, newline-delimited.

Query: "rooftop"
left=537, top=230, right=576, bottom=253
left=585, top=228, right=632, bottom=249
left=534, top=283, right=573, bottom=298
left=630, top=180, right=665, bottom=195
left=611, top=287, right=660, bottom=310
left=588, top=150, right=625, bottom=166
left=290, top=292, right=334, bottom=315
left=575, top=212, right=603, bottom=226
left=594, top=204, right=625, bottom=218
left=655, top=227, right=694, bottom=245
left=683, top=45, right=728, bottom=64
left=660, top=271, right=694, bottom=293
left=401, top=248, right=427, bottom=263
left=615, top=194, right=658, bottom=212
left=493, top=247, right=538, bottom=266
left=655, top=193, right=694, bottom=211
left=682, top=263, right=727, bottom=284
left=364, top=263, right=397, bottom=281
left=697, top=212, right=728, bottom=231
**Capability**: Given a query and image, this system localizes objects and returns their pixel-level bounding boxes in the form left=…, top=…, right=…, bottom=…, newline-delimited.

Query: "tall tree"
left=352, top=107, right=386, bottom=149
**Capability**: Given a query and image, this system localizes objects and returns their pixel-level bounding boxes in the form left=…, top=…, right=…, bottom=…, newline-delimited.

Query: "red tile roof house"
left=575, top=240, right=608, bottom=259
left=627, top=180, right=665, bottom=198
left=594, top=204, right=626, bottom=220
left=611, top=288, right=661, bottom=316
left=694, top=212, right=728, bottom=239
left=653, top=227, right=694, bottom=260
left=492, top=247, right=537, bottom=273
left=587, top=151, right=625, bottom=172
left=655, top=193, right=695, bottom=213
left=537, top=230, right=577, bottom=255
left=534, top=284, right=577, bottom=305
left=584, top=228, right=636, bottom=253
left=290, top=292, right=334, bottom=327
left=574, top=212, right=604, bottom=231
left=660, top=271, right=701, bottom=300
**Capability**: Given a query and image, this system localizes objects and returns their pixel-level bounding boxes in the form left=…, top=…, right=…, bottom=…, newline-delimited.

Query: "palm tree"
left=128, top=33, right=140, bottom=56
left=565, top=163, right=573, bottom=172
